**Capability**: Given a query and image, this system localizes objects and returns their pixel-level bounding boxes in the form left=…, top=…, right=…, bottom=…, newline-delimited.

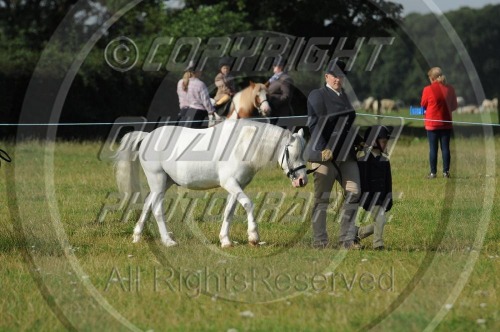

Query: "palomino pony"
left=226, top=81, right=271, bottom=119
left=115, top=119, right=309, bottom=247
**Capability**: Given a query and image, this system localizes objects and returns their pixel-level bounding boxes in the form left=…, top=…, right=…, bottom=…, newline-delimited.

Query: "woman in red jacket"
left=421, top=67, right=458, bottom=178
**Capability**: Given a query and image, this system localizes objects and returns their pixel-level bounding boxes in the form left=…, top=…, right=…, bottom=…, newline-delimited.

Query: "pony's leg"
left=221, top=178, right=259, bottom=246
left=133, top=182, right=174, bottom=244
left=219, top=194, right=237, bottom=248
left=132, top=192, right=154, bottom=243
left=139, top=170, right=177, bottom=247
left=150, top=189, right=177, bottom=247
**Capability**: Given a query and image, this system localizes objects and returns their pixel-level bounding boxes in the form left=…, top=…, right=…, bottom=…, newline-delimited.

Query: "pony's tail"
left=114, top=131, right=149, bottom=202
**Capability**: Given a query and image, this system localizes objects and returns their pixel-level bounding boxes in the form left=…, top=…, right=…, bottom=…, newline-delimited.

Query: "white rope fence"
left=0, top=113, right=499, bottom=127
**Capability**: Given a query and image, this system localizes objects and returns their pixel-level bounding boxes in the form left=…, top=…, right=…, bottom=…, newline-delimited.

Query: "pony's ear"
left=298, top=128, right=304, bottom=137
left=249, top=81, right=255, bottom=87
left=264, top=81, right=270, bottom=88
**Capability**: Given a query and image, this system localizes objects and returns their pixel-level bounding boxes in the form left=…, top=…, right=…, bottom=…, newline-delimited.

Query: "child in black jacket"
left=356, top=125, right=393, bottom=250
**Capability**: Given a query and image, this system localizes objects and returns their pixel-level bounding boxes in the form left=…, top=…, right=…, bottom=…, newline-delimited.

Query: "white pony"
left=115, top=119, right=309, bottom=247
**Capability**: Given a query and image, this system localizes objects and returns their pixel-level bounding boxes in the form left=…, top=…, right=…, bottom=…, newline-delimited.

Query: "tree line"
left=0, top=1, right=498, bottom=137
left=349, top=4, right=500, bottom=107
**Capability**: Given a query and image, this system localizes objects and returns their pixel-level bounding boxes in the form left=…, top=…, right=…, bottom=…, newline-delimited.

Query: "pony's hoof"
left=132, top=234, right=141, bottom=243
left=248, top=234, right=260, bottom=246
left=163, top=240, right=178, bottom=247
left=220, top=241, right=233, bottom=248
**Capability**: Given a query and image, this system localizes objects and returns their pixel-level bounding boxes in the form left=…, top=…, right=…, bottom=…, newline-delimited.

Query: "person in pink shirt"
left=421, top=67, right=458, bottom=179
left=177, top=61, right=215, bottom=128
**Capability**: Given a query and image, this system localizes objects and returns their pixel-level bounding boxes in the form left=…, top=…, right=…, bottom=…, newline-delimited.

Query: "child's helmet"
left=364, top=125, right=393, bottom=142
left=218, top=57, right=233, bottom=69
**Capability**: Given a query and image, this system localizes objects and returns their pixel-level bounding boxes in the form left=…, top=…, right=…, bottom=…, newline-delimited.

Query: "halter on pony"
left=253, top=92, right=270, bottom=116
left=279, top=135, right=316, bottom=182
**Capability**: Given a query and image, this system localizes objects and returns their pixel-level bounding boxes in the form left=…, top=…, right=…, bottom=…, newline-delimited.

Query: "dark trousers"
left=427, top=129, right=451, bottom=174
left=178, top=108, right=207, bottom=128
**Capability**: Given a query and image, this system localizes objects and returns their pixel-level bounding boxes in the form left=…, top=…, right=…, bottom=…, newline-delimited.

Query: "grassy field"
left=1, top=123, right=499, bottom=331
left=356, top=108, right=500, bottom=129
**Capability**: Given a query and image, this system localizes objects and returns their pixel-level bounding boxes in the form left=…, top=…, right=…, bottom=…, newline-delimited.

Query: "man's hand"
left=321, top=149, right=333, bottom=162
left=208, top=113, right=216, bottom=127
left=208, top=112, right=222, bottom=127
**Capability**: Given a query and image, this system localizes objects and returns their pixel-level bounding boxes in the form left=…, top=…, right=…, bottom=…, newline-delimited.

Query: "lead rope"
left=0, top=148, right=12, bottom=167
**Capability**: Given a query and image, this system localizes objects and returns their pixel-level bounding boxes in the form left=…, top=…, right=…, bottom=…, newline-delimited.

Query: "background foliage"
left=0, top=0, right=499, bottom=137
left=348, top=4, right=500, bottom=104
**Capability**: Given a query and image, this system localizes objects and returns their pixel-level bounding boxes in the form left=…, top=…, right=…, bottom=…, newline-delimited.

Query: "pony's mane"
left=237, top=120, right=291, bottom=169
left=228, top=82, right=267, bottom=118
left=251, top=83, right=265, bottom=97
left=244, top=83, right=265, bottom=105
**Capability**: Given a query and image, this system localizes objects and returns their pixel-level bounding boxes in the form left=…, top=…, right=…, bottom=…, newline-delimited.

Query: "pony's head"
left=279, top=129, right=309, bottom=188
left=250, top=81, right=271, bottom=117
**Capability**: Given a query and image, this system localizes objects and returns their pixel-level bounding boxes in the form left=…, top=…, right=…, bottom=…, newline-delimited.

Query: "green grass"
left=0, top=135, right=499, bottom=331
left=356, top=108, right=500, bottom=128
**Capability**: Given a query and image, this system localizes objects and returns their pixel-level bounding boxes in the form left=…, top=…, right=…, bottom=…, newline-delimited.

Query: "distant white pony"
left=481, top=98, right=498, bottom=112
left=115, top=119, right=309, bottom=247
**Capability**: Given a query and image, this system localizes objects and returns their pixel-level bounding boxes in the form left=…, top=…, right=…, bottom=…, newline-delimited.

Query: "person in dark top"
left=307, top=59, right=361, bottom=250
left=356, top=125, right=393, bottom=250
left=267, top=58, right=294, bottom=124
